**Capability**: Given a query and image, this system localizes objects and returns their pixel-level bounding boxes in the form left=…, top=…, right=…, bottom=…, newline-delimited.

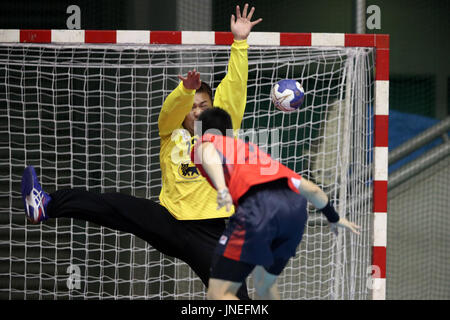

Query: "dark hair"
left=197, top=107, right=233, bottom=137
left=196, top=81, right=213, bottom=103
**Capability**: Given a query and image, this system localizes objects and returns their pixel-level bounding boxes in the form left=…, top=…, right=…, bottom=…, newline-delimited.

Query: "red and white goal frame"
left=0, top=29, right=389, bottom=300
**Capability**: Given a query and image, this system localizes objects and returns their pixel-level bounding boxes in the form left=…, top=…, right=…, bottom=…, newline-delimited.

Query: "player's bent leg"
left=207, top=278, right=241, bottom=300
left=209, top=255, right=255, bottom=300
left=178, top=219, right=251, bottom=299
left=252, top=266, right=280, bottom=300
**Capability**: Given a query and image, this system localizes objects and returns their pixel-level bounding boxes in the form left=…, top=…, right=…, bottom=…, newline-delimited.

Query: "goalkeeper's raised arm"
left=214, top=4, right=262, bottom=131
left=158, top=3, right=262, bottom=137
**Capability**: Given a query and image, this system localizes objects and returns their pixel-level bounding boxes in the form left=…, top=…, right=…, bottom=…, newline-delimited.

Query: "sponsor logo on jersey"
left=178, top=162, right=200, bottom=180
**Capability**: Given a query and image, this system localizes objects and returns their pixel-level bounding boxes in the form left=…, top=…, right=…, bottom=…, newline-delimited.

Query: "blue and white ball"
left=271, top=79, right=305, bottom=112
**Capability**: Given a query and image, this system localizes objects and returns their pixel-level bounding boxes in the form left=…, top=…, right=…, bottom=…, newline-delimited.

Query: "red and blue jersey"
left=191, top=133, right=302, bottom=205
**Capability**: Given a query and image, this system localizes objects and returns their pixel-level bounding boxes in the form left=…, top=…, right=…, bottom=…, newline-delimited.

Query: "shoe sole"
left=21, top=166, right=35, bottom=221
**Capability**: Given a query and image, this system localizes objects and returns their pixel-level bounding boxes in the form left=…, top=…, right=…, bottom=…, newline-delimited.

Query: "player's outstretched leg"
left=21, top=165, right=52, bottom=224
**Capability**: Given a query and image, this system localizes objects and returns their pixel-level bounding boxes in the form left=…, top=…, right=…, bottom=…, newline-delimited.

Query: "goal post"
left=0, top=29, right=389, bottom=300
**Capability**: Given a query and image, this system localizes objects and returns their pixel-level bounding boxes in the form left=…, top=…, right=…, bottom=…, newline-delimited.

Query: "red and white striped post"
left=372, top=34, right=389, bottom=300
left=0, top=29, right=389, bottom=300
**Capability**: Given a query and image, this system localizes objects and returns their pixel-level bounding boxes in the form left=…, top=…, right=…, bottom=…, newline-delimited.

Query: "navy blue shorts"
left=211, top=179, right=308, bottom=283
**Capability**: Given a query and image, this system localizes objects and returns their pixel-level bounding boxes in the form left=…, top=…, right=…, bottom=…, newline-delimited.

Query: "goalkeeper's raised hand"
left=231, top=3, right=263, bottom=41
left=178, top=69, right=201, bottom=90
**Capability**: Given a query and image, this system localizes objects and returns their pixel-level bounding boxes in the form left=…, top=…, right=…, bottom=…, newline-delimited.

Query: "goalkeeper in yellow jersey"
left=20, top=4, right=262, bottom=300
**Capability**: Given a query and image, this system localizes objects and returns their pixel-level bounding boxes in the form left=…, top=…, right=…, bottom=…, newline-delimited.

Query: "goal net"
left=0, top=31, right=377, bottom=300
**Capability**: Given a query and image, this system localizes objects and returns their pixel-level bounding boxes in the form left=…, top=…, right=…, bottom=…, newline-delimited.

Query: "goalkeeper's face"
left=183, top=92, right=213, bottom=135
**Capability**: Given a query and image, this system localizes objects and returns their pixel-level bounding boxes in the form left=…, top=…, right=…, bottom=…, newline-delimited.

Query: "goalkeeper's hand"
left=330, top=217, right=361, bottom=236
left=177, top=69, right=201, bottom=90
left=230, top=4, right=263, bottom=41
left=217, top=188, right=232, bottom=212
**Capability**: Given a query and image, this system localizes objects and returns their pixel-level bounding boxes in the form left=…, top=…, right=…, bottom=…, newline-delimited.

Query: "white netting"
left=0, top=42, right=374, bottom=299
left=387, top=144, right=450, bottom=299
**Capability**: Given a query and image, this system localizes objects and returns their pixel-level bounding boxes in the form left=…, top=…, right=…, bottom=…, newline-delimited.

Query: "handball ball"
left=271, top=79, right=305, bottom=112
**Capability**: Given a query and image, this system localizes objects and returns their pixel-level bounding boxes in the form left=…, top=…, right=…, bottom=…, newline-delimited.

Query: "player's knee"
left=206, top=288, right=216, bottom=300
left=207, top=287, right=224, bottom=300
left=254, top=272, right=277, bottom=298
left=255, top=286, right=266, bottom=298
left=207, top=280, right=225, bottom=300
left=255, top=281, right=271, bottom=297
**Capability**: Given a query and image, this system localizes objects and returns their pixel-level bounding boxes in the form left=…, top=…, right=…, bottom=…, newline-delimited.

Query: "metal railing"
left=388, top=116, right=450, bottom=190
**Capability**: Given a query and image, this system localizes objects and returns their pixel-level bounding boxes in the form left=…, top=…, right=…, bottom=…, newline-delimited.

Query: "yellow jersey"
left=158, top=39, right=249, bottom=220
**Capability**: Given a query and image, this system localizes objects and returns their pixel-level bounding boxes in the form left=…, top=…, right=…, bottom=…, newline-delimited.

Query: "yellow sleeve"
left=158, top=82, right=195, bottom=137
left=213, top=39, right=249, bottom=131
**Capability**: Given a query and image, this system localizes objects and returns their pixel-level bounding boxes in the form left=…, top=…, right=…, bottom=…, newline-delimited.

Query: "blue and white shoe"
left=21, top=166, right=51, bottom=224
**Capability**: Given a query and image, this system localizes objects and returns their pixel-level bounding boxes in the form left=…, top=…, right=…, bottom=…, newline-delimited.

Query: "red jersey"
left=191, top=133, right=302, bottom=205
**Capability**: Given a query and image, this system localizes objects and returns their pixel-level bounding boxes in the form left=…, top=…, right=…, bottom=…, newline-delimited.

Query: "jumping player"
left=191, top=108, right=361, bottom=300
